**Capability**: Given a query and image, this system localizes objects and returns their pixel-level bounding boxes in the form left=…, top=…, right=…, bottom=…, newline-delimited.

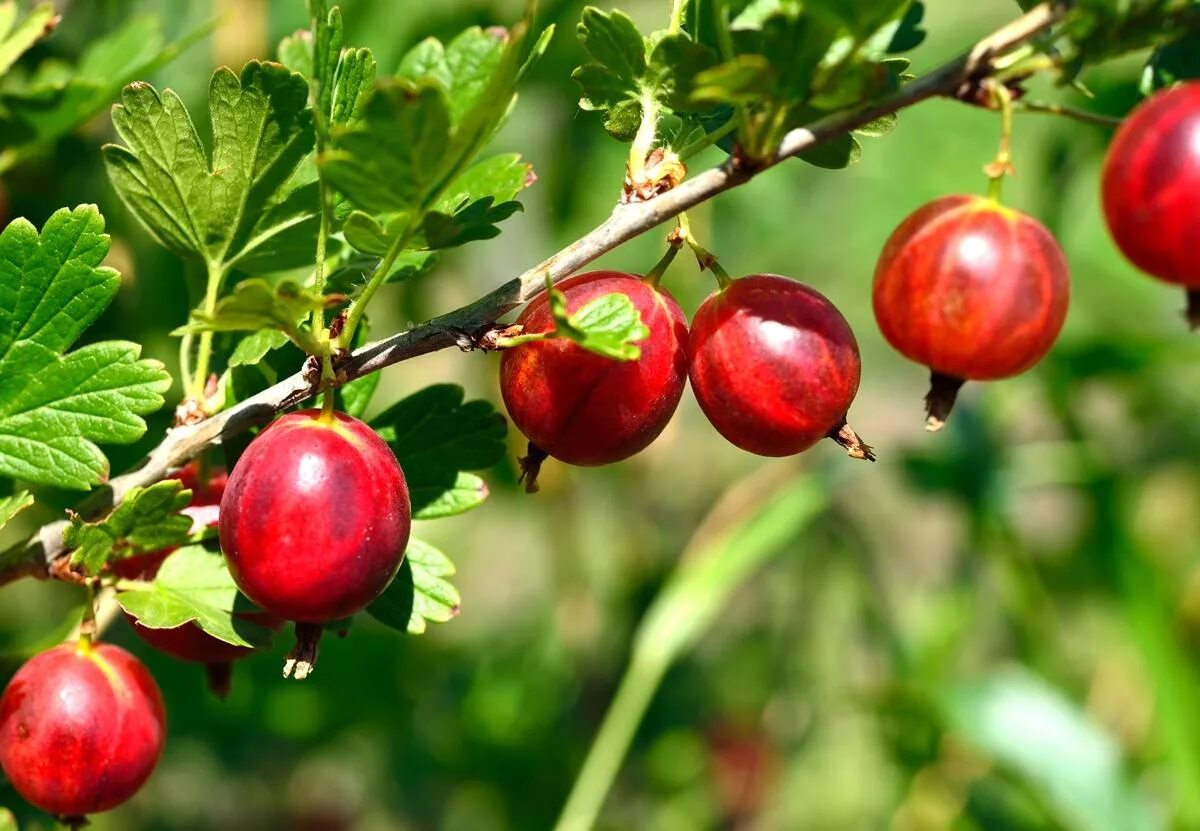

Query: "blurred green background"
left=3, top=0, right=1199, bottom=829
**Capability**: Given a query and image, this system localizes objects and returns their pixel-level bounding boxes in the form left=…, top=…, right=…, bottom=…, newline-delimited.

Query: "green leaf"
left=323, top=15, right=539, bottom=257
left=366, top=538, right=460, bottom=634
left=646, top=33, right=718, bottom=110
left=0, top=15, right=212, bottom=171
left=410, top=472, right=489, bottom=520
left=1142, top=29, right=1200, bottom=94
left=325, top=249, right=438, bottom=292
left=577, top=7, right=647, bottom=83
left=433, top=153, right=535, bottom=216
left=398, top=27, right=508, bottom=125
left=331, top=47, right=376, bottom=128
left=103, top=61, right=315, bottom=270
left=547, top=286, right=650, bottom=360
left=0, top=806, right=17, bottom=831
left=854, top=112, right=898, bottom=138
left=797, top=133, right=861, bottom=169
left=310, top=0, right=343, bottom=117
left=421, top=198, right=523, bottom=249
left=277, top=30, right=313, bottom=77
left=0, top=490, right=33, bottom=532
left=805, top=0, right=910, bottom=38
left=64, top=481, right=193, bottom=576
left=876, top=0, right=926, bottom=55
left=0, top=2, right=56, bottom=78
left=343, top=211, right=413, bottom=257
left=321, top=79, right=453, bottom=214
left=692, top=55, right=774, bottom=105
left=116, top=545, right=272, bottom=648
left=943, top=671, right=1164, bottom=831
left=173, top=279, right=326, bottom=340
left=228, top=329, right=291, bottom=368
left=371, top=384, right=507, bottom=519
left=0, top=206, right=171, bottom=490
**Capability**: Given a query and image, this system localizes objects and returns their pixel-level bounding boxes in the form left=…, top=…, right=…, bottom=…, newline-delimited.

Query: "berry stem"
left=827, top=420, right=876, bottom=462
left=985, top=80, right=1015, bottom=203
left=677, top=212, right=732, bottom=288
left=77, top=580, right=97, bottom=651
left=319, top=351, right=337, bottom=422
left=283, top=622, right=323, bottom=680
left=1186, top=290, right=1200, bottom=331
left=925, top=371, right=966, bottom=432
left=1014, top=99, right=1123, bottom=128
left=643, top=243, right=680, bottom=288
left=518, top=442, right=550, bottom=494
left=205, top=662, right=234, bottom=698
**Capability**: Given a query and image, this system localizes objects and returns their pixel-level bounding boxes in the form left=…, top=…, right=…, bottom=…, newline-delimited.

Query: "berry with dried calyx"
left=219, top=409, right=410, bottom=679
left=688, top=273, right=873, bottom=459
left=873, top=194, right=1069, bottom=430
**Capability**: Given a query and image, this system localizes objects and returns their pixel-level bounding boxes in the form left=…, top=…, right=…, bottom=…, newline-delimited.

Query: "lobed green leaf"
left=371, top=384, right=507, bottom=519
left=0, top=2, right=56, bottom=78
left=173, top=279, right=327, bottom=340
left=116, top=544, right=273, bottom=648
left=549, top=286, right=650, bottom=361
left=64, top=480, right=193, bottom=576
left=366, top=538, right=460, bottom=634
left=0, top=206, right=171, bottom=490
left=103, top=61, right=316, bottom=270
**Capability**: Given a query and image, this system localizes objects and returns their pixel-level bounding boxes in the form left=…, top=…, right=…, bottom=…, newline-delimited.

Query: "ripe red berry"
left=1102, top=82, right=1200, bottom=324
left=499, top=271, right=688, bottom=489
left=688, top=274, right=872, bottom=459
left=0, top=642, right=166, bottom=819
left=112, top=463, right=280, bottom=696
left=873, top=195, right=1070, bottom=430
left=219, top=410, right=410, bottom=624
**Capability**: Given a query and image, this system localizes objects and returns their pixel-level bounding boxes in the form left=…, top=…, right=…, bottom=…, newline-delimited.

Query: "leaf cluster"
left=572, top=1, right=926, bottom=167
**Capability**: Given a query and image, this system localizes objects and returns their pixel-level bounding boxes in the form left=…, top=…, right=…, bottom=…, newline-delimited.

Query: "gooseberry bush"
left=0, top=0, right=1199, bottom=826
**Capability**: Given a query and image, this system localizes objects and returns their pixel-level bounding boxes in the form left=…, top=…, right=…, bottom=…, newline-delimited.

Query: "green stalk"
left=643, top=244, right=680, bottom=288
left=555, top=651, right=668, bottom=831
left=628, top=90, right=659, bottom=184
left=667, top=0, right=686, bottom=34
left=675, top=119, right=738, bottom=161
left=554, top=475, right=826, bottom=831
left=337, top=225, right=415, bottom=351
left=986, top=81, right=1015, bottom=203
left=191, top=259, right=225, bottom=400
left=77, top=581, right=97, bottom=650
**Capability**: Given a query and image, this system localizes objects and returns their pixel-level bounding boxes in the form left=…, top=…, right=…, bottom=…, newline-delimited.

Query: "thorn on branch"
left=449, top=323, right=525, bottom=352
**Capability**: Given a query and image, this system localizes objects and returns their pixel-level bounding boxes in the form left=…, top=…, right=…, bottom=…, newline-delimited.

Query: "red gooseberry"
left=499, top=270, right=688, bottom=490
left=0, top=642, right=166, bottom=820
left=688, top=274, right=873, bottom=459
left=1101, top=81, right=1200, bottom=325
left=873, top=194, right=1070, bottom=430
left=219, top=409, right=410, bottom=678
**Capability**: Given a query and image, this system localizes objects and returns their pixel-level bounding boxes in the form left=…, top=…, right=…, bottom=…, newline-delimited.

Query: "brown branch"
left=0, top=2, right=1066, bottom=585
